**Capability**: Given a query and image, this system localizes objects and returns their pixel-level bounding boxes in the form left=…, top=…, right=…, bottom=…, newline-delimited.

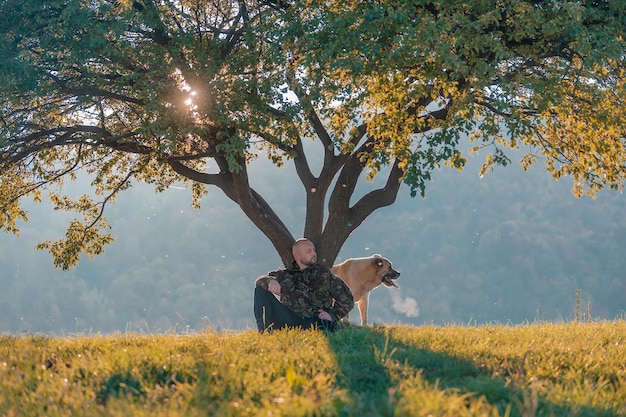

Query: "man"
left=253, top=238, right=354, bottom=332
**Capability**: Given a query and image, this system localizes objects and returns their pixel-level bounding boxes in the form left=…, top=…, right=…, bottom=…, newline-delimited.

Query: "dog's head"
left=371, top=254, right=400, bottom=288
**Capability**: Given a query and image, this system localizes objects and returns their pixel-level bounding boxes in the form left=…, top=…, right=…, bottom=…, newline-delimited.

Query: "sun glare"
left=184, top=91, right=198, bottom=110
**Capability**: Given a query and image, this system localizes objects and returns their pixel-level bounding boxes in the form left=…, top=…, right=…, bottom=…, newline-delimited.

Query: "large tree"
left=1, top=0, right=625, bottom=269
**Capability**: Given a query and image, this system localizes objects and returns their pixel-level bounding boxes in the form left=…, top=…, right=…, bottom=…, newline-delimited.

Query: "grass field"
left=1, top=321, right=624, bottom=416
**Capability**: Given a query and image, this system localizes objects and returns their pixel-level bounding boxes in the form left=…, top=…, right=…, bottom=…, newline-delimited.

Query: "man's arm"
left=256, top=270, right=284, bottom=296
left=255, top=275, right=272, bottom=290
left=328, top=274, right=355, bottom=321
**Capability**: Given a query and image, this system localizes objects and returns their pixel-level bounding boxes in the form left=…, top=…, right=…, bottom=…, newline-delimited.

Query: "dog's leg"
left=357, top=296, right=369, bottom=326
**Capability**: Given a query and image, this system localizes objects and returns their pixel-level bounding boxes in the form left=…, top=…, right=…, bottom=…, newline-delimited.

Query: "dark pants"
left=253, top=287, right=338, bottom=333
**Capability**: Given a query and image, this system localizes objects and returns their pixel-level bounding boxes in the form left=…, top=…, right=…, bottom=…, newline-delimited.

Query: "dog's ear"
left=372, top=255, right=384, bottom=268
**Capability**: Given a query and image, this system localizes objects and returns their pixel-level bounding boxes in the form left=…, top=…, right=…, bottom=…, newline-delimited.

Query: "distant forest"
left=1, top=146, right=625, bottom=334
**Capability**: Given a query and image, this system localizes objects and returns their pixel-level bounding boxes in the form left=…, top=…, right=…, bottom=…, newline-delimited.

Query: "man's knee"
left=254, top=286, right=271, bottom=301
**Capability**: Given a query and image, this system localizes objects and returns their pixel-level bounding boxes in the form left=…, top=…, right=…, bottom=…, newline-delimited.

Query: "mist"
left=1, top=148, right=625, bottom=334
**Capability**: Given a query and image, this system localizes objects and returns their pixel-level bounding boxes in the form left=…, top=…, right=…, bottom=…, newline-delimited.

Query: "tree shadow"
left=326, top=326, right=616, bottom=417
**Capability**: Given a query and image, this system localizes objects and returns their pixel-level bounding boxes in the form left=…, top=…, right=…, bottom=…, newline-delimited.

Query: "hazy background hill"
left=1, top=145, right=625, bottom=334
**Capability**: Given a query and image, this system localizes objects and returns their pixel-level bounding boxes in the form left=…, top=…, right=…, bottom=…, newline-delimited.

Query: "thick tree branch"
left=168, top=157, right=294, bottom=264
left=349, top=162, right=403, bottom=227
left=48, top=72, right=144, bottom=105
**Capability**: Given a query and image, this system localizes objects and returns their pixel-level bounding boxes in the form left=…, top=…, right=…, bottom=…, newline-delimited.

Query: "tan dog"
left=332, top=254, right=400, bottom=325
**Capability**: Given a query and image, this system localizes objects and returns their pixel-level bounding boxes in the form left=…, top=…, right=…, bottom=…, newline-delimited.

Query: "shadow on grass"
left=325, top=326, right=613, bottom=417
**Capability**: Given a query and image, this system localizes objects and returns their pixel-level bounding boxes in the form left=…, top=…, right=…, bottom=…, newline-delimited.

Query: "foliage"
left=1, top=0, right=625, bottom=268
left=1, top=322, right=625, bottom=416
left=2, top=151, right=626, bottom=334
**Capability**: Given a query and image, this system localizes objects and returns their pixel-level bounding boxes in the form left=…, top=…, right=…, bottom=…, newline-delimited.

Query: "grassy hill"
left=1, top=322, right=624, bottom=416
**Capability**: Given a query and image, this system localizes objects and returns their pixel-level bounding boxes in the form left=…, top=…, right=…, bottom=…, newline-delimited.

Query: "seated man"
left=253, top=238, right=354, bottom=332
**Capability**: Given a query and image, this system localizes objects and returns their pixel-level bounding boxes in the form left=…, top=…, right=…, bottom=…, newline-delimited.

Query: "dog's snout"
left=383, top=271, right=399, bottom=282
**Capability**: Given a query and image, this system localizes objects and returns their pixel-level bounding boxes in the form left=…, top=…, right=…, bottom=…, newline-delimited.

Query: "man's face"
left=296, top=241, right=317, bottom=267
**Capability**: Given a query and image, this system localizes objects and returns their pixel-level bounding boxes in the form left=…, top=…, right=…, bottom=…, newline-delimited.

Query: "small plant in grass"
left=574, top=289, right=593, bottom=322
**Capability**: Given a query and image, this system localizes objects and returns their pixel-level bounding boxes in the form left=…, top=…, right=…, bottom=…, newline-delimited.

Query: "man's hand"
left=318, top=310, right=332, bottom=321
left=268, top=279, right=281, bottom=297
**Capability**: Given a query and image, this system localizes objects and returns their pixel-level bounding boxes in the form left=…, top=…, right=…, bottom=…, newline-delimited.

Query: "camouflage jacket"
left=256, top=263, right=354, bottom=321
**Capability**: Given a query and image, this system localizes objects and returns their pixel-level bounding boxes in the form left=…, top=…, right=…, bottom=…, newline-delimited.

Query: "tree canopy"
left=1, top=0, right=625, bottom=268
